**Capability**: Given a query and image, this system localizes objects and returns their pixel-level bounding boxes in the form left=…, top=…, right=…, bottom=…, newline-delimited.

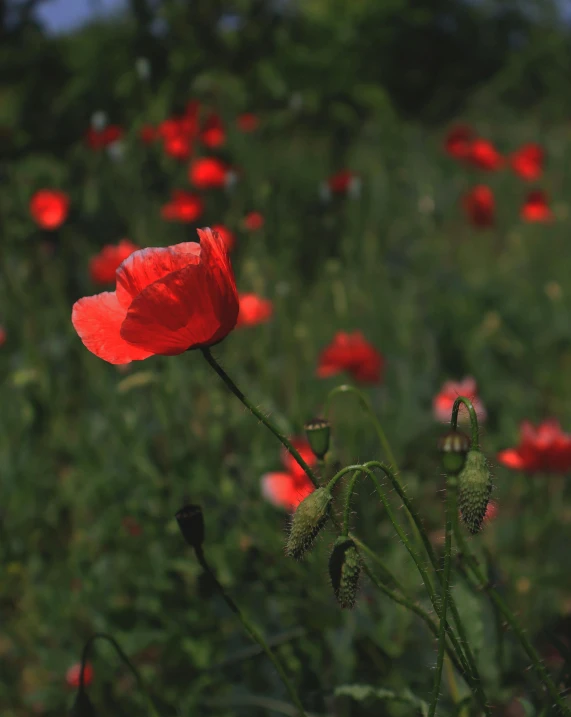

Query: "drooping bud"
left=329, top=537, right=361, bottom=609
left=285, top=487, right=332, bottom=560
left=304, top=417, right=331, bottom=459
left=438, top=429, right=471, bottom=475
left=175, top=504, right=205, bottom=550
left=458, top=450, right=493, bottom=534
left=71, top=687, right=97, bottom=717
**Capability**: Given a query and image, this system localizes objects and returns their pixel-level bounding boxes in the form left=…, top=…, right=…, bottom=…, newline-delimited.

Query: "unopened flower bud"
left=458, top=450, right=493, bottom=534
left=329, top=537, right=361, bottom=609
left=285, top=487, right=332, bottom=560
left=304, top=417, right=331, bottom=459
left=438, top=429, right=471, bottom=475
left=175, top=504, right=205, bottom=550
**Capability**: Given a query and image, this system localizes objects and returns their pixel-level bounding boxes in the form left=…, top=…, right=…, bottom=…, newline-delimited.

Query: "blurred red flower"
left=237, top=113, right=260, bottom=132
left=200, top=112, right=226, bottom=148
left=0, top=326, right=5, bottom=347
left=66, top=662, right=94, bottom=688
left=498, top=420, right=571, bottom=473
left=444, top=124, right=476, bottom=160
left=466, top=139, right=503, bottom=171
left=139, top=124, right=157, bottom=144
left=89, top=240, right=139, bottom=284
left=72, top=228, right=238, bottom=364
left=86, top=125, right=123, bottom=150
left=433, top=377, right=487, bottom=424
left=237, top=293, right=273, bottom=327
left=462, top=185, right=495, bottom=227
left=521, top=190, right=553, bottom=222
left=261, top=438, right=316, bottom=510
left=30, top=189, right=70, bottom=230
left=317, top=331, right=383, bottom=384
left=122, top=516, right=142, bottom=537
left=189, top=157, right=234, bottom=189
left=161, top=190, right=204, bottom=222
left=243, top=211, right=264, bottom=231
left=510, top=143, right=544, bottom=181
left=210, top=224, right=235, bottom=252
left=321, top=170, right=361, bottom=200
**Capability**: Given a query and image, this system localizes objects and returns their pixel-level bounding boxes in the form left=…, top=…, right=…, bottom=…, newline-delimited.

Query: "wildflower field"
left=2, top=1, right=571, bottom=716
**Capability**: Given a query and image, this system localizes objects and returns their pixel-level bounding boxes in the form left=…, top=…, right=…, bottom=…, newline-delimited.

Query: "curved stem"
left=194, top=545, right=308, bottom=717
left=450, top=397, right=479, bottom=449
left=342, top=470, right=362, bottom=536
left=202, top=348, right=318, bottom=488
left=429, top=479, right=457, bottom=717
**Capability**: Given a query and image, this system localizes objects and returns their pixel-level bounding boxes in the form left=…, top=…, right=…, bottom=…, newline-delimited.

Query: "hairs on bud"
left=285, top=487, right=332, bottom=560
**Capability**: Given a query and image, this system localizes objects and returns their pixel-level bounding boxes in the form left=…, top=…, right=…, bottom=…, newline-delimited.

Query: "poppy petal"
left=497, top=449, right=527, bottom=470
left=72, top=292, right=153, bottom=364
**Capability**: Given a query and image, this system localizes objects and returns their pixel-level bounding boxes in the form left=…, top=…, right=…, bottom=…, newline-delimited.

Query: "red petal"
left=497, top=449, right=528, bottom=470
left=72, top=292, right=153, bottom=364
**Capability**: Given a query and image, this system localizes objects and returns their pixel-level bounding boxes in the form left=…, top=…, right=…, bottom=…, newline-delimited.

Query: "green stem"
left=79, top=633, right=161, bottom=717
left=429, top=478, right=457, bottom=717
left=194, top=545, right=308, bottom=717
left=450, top=397, right=480, bottom=449
left=350, top=535, right=408, bottom=596
left=453, top=522, right=570, bottom=716
left=202, top=348, right=318, bottom=488
left=342, top=470, right=362, bottom=536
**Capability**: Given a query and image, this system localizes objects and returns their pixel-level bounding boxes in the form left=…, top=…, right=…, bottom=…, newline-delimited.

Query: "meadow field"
left=1, top=1, right=571, bottom=716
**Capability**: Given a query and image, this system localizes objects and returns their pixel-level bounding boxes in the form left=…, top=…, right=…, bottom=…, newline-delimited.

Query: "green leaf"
left=334, top=684, right=428, bottom=716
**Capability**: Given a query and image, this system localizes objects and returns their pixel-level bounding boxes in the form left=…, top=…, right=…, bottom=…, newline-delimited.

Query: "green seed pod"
left=285, top=487, right=332, bottom=560
left=438, top=429, right=470, bottom=475
left=329, top=537, right=361, bottom=609
left=304, top=417, right=331, bottom=460
left=458, top=450, right=493, bottom=534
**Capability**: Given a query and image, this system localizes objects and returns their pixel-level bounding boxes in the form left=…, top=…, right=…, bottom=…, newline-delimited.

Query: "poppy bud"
left=71, top=687, right=97, bottom=717
left=438, top=429, right=471, bottom=475
left=304, top=418, right=331, bottom=459
left=458, top=450, right=493, bottom=534
left=285, top=487, right=332, bottom=560
left=329, top=537, right=361, bottom=609
left=175, top=504, right=205, bottom=550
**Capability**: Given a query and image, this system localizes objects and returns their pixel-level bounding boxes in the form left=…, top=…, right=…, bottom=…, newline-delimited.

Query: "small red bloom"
left=189, top=157, right=234, bottom=189
left=71, top=228, right=239, bottom=365
left=139, top=124, right=157, bottom=144
left=462, top=185, right=495, bottom=227
left=237, top=293, right=273, bottom=327
left=0, top=326, right=5, bottom=347
left=211, top=224, right=235, bottom=252
left=317, top=331, right=383, bottom=384
left=86, top=125, right=123, bottom=150
left=66, top=662, right=94, bottom=688
left=236, top=113, right=260, bottom=132
left=321, top=170, right=361, bottom=200
left=200, top=113, right=226, bottom=148
left=243, top=211, right=264, bottom=231
left=261, top=438, right=316, bottom=510
left=122, top=516, right=142, bottom=537
left=161, top=190, right=204, bottom=223
left=444, top=124, right=476, bottom=160
left=498, top=419, right=571, bottom=473
left=521, top=190, right=553, bottom=223
left=89, top=240, right=139, bottom=284
left=433, top=377, right=487, bottom=424
left=30, top=189, right=70, bottom=230
left=510, top=143, right=544, bottom=181
left=466, top=139, right=503, bottom=171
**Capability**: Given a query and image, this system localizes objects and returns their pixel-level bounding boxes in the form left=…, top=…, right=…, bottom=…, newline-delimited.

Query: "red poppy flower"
left=71, top=228, right=239, bottom=365
left=521, top=190, right=553, bottom=223
left=200, top=113, right=226, bottom=148
left=30, top=189, right=70, bottom=230
left=498, top=420, right=571, bottom=473
left=188, top=157, right=234, bottom=189
left=237, top=113, right=260, bottom=132
left=211, top=224, right=235, bottom=252
left=237, top=293, right=273, bottom=327
left=139, top=124, right=157, bottom=144
left=444, top=124, right=475, bottom=160
left=86, top=125, right=123, bottom=150
left=466, top=139, right=503, bottom=171
left=462, top=185, right=495, bottom=227
left=510, top=143, right=544, bottom=181
left=321, top=170, right=361, bottom=201
left=66, top=662, right=94, bottom=688
left=433, top=377, right=487, bottom=424
left=261, top=438, right=316, bottom=510
left=317, top=331, right=383, bottom=384
left=161, top=190, right=204, bottom=223
left=243, top=211, right=264, bottom=231
left=89, top=240, right=139, bottom=284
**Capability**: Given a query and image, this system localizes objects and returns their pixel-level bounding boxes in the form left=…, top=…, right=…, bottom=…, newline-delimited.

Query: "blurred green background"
left=1, top=1, right=571, bottom=715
